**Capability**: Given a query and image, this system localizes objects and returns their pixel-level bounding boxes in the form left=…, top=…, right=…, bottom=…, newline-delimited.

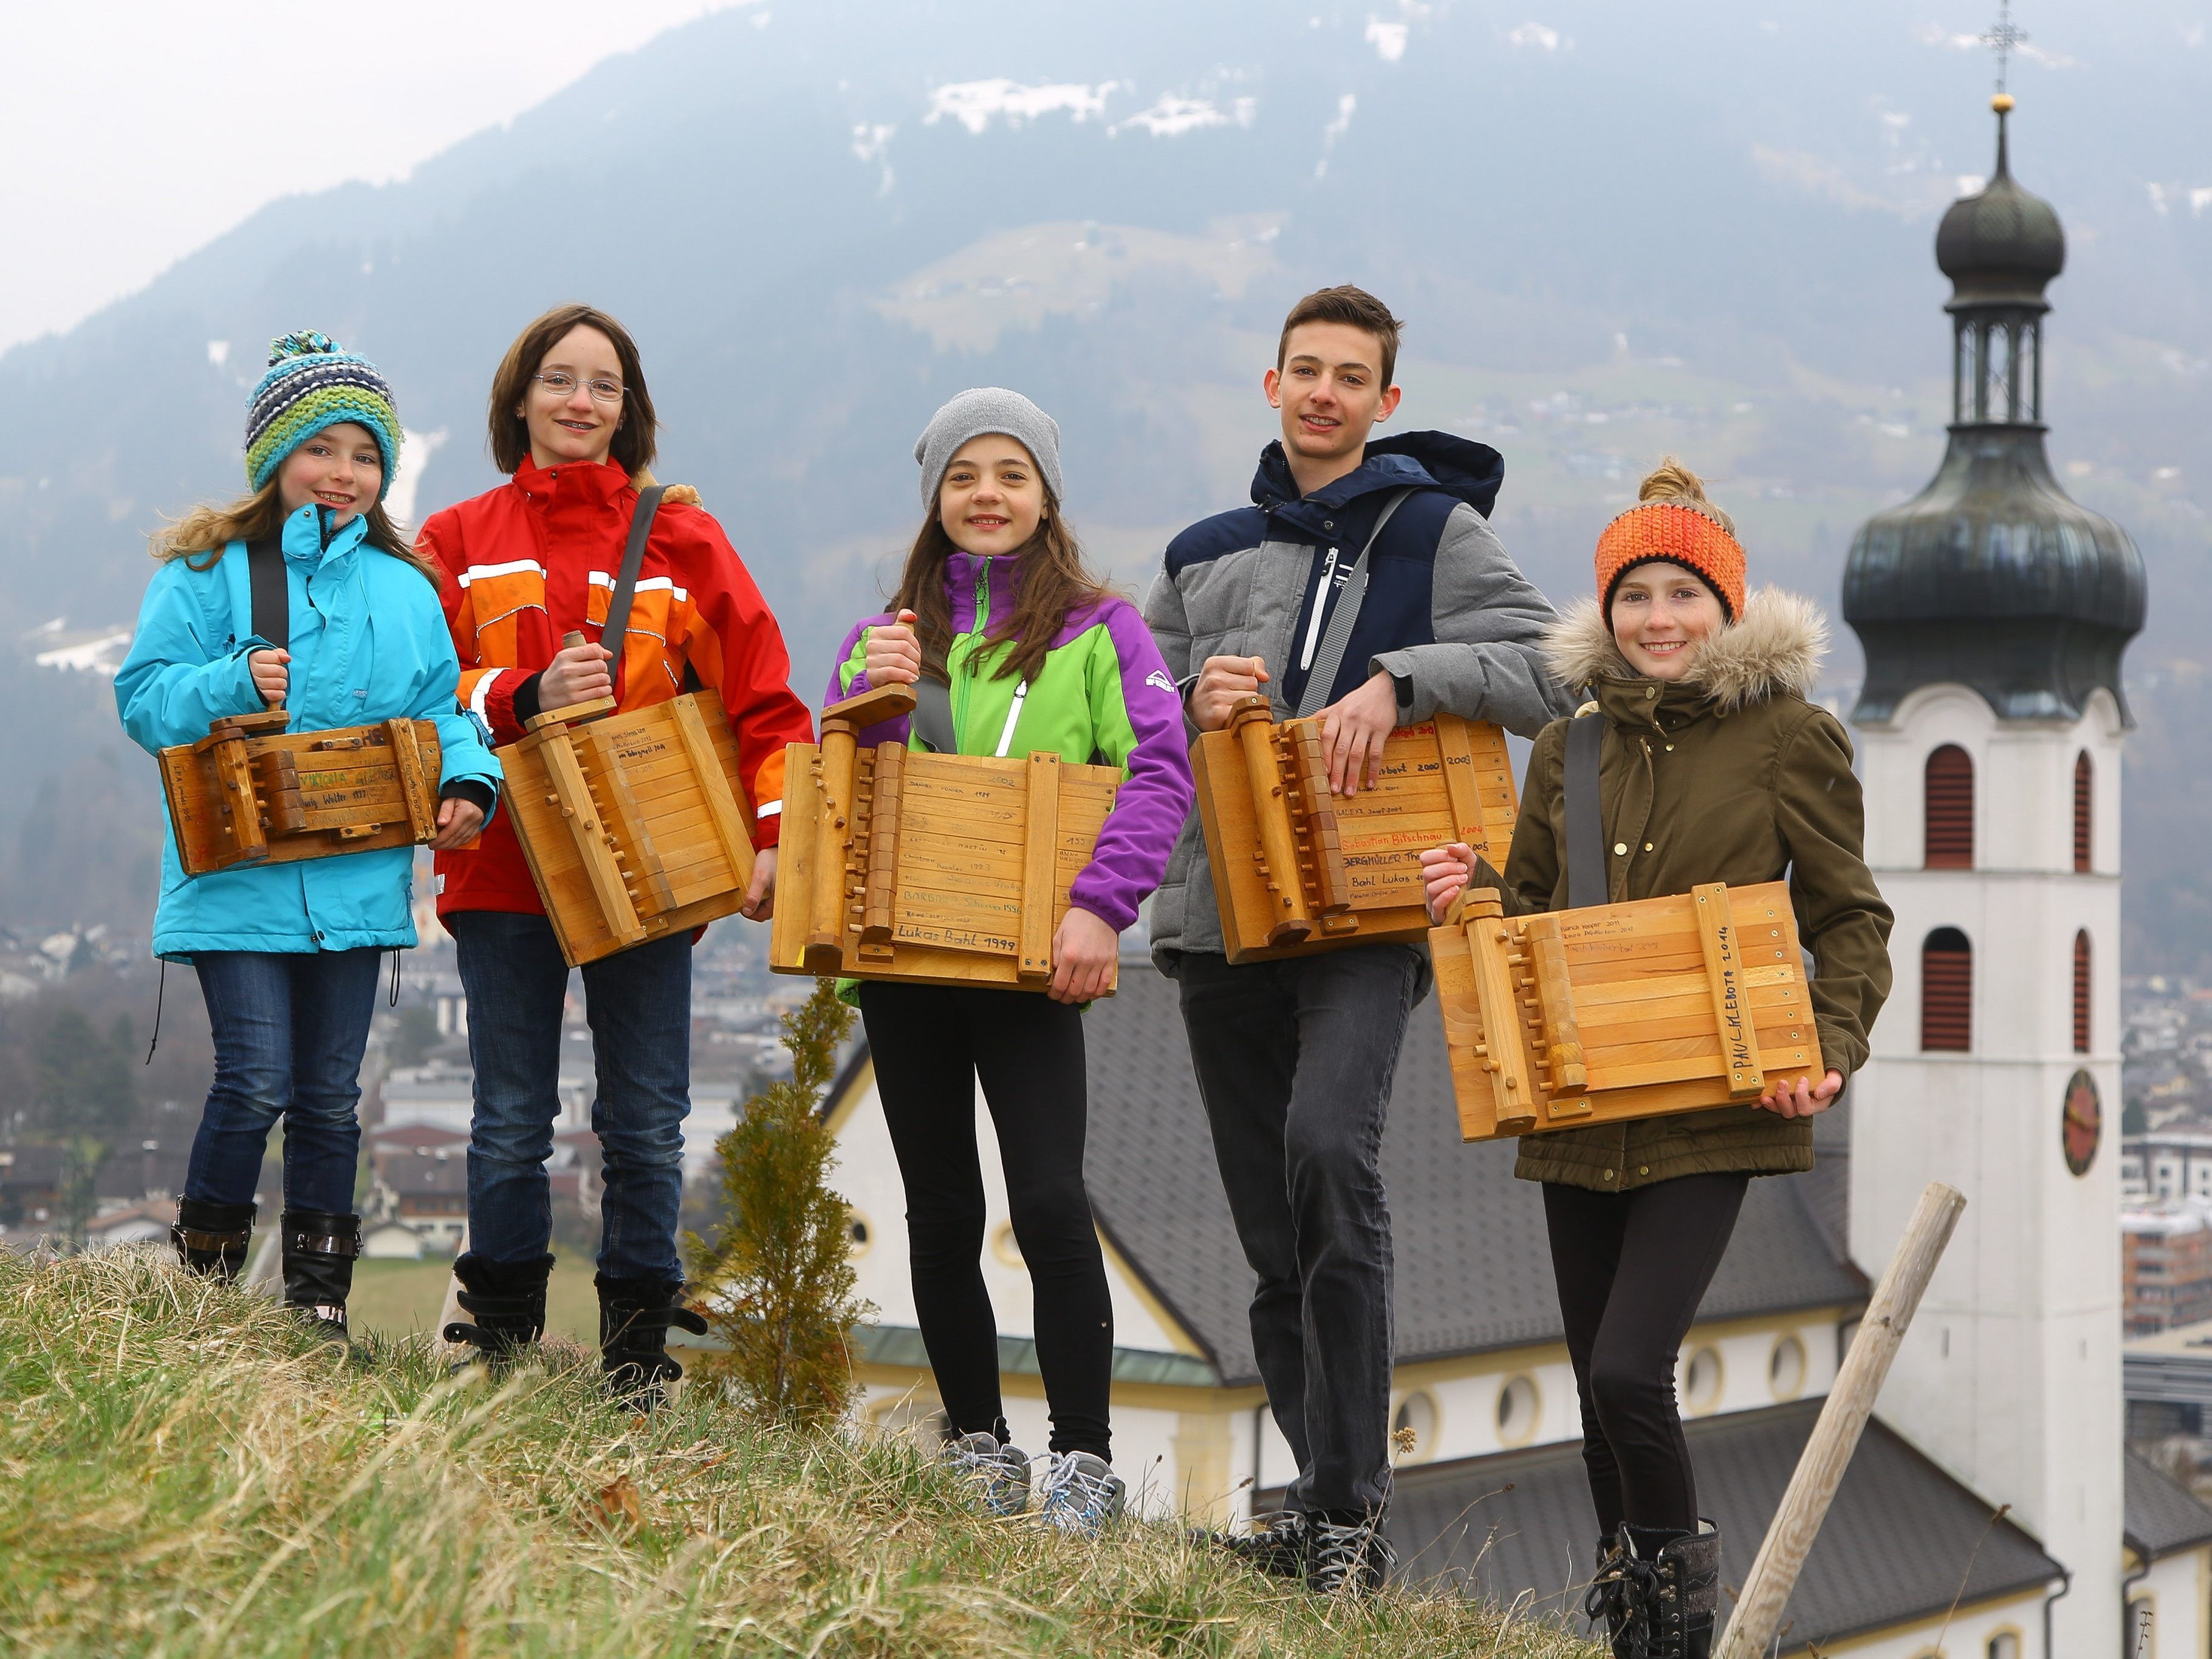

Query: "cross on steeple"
left=1981, top=0, right=2028, bottom=94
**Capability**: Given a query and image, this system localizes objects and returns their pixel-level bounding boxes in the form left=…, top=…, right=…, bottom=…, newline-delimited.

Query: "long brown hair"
left=487, top=303, right=659, bottom=477
left=150, top=481, right=437, bottom=586
left=891, top=494, right=1112, bottom=686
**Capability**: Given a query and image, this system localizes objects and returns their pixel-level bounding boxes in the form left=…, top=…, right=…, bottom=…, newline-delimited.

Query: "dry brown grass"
left=0, top=1247, right=1594, bottom=1658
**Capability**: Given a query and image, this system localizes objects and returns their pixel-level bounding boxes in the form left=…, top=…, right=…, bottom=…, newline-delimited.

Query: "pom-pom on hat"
left=1593, top=458, right=1746, bottom=622
left=244, top=330, right=402, bottom=500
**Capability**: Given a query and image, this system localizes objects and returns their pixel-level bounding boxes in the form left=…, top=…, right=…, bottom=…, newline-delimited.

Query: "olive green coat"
left=1498, top=589, right=1894, bottom=1193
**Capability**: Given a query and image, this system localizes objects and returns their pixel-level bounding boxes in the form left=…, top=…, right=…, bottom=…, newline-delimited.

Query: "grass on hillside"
left=0, top=1248, right=1594, bottom=1659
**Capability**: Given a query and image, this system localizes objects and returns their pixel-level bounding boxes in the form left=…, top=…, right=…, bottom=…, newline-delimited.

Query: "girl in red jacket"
left=419, top=303, right=813, bottom=1406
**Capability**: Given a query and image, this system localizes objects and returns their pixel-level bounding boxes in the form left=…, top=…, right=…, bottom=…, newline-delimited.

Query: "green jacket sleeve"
left=1775, top=706, right=1894, bottom=1077
left=1501, top=720, right=1567, bottom=918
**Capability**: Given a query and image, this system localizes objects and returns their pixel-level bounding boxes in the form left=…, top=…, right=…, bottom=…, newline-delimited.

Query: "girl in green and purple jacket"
left=826, top=388, right=1191, bottom=1536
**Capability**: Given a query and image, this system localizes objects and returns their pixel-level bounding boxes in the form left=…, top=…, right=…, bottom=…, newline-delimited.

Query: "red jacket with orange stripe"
left=419, top=457, right=813, bottom=920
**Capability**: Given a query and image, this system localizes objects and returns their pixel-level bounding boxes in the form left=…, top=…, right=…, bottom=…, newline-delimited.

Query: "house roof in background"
left=1075, top=969, right=1866, bottom=1385
left=1371, top=1401, right=2061, bottom=1650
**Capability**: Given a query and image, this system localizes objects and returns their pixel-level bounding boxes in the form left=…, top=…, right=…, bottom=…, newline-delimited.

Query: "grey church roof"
left=2123, top=1448, right=2212, bottom=1562
left=1368, top=1401, right=2063, bottom=1650
left=1077, top=964, right=1866, bottom=1387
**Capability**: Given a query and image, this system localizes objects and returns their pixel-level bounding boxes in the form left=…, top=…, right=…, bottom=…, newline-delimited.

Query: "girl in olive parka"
left=1422, top=460, right=1892, bottom=1659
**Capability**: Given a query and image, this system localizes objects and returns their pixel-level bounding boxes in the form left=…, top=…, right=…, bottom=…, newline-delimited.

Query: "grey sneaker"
left=1193, top=1509, right=1309, bottom=1578
left=1035, top=1450, right=1126, bottom=1536
left=940, top=1431, right=1032, bottom=1517
left=1307, top=1513, right=1395, bottom=1596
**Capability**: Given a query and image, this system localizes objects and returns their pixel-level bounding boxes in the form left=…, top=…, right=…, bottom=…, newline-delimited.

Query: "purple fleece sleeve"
left=824, top=613, right=911, bottom=747
left=1067, top=600, right=1197, bottom=933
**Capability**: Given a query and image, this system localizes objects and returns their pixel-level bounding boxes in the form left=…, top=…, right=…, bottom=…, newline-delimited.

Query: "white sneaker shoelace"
left=940, top=1431, right=1032, bottom=1517
left=1036, top=1451, right=1126, bottom=1536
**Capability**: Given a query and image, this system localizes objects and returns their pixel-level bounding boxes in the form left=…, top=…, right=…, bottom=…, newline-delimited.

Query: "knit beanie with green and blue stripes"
left=244, top=330, right=402, bottom=500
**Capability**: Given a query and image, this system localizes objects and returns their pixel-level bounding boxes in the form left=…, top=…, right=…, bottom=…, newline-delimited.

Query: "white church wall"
left=2127, top=1546, right=2211, bottom=1659
left=1851, top=688, right=2128, bottom=1658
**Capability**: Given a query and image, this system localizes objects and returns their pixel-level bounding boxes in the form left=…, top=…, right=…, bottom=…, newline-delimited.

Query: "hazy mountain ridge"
left=2, top=0, right=2206, bottom=962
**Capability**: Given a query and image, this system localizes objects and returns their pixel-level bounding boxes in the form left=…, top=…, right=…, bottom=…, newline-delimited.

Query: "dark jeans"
left=184, top=948, right=382, bottom=1215
left=1176, top=943, right=1422, bottom=1516
left=449, top=911, right=691, bottom=1282
left=1543, top=1173, right=1750, bottom=1536
left=859, top=981, right=1112, bottom=1459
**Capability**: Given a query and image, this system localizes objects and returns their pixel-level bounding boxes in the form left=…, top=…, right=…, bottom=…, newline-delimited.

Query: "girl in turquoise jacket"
left=115, top=332, right=498, bottom=1341
left=826, top=389, right=1193, bottom=1539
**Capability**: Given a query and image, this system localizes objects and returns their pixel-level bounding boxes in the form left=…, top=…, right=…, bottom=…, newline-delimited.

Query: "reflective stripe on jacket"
left=419, top=458, right=814, bottom=918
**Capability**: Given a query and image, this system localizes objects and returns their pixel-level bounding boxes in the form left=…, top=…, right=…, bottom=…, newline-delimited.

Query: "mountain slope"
left=1, top=0, right=2205, bottom=957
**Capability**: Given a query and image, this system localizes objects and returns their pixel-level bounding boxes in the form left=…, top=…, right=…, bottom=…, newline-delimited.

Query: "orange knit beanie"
left=1594, top=459, right=1746, bottom=621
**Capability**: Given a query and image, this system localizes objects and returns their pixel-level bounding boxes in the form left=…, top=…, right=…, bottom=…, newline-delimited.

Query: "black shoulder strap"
left=247, top=536, right=288, bottom=649
left=911, top=676, right=957, bottom=753
left=601, top=484, right=668, bottom=693
left=1564, top=710, right=1606, bottom=910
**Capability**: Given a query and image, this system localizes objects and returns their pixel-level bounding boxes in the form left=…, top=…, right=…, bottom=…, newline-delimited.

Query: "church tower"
left=1843, top=92, right=2146, bottom=1657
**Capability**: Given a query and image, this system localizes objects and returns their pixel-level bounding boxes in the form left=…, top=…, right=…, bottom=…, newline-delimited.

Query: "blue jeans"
left=448, top=910, right=691, bottom=1281
left=1176, top=943, right=1423, bottom=1517
left=185, top=949, right=382, bottom=1214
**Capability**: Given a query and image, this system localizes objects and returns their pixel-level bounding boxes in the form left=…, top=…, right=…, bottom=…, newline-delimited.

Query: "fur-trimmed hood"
left=1539, top=585, right=1828, bottom=713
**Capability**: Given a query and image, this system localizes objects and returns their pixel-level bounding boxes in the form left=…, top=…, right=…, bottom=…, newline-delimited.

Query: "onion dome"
left=1934, top=96, right=2066, bottom=308
left=1844, top=97, right=2145, bottom=726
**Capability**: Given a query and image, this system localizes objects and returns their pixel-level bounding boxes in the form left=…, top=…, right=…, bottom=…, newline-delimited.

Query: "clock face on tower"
left=2062, top=1069, right=2101, bottom=1177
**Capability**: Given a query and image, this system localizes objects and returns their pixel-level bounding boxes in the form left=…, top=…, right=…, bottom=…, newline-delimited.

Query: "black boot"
left=173, top=1197, right=256, bottom=1281
left=595, top=1273, right=708, bottom=1412
left=1586, top=1523, right=1721, bottom=1659
left=442, top=1252, right=553, bottom=1369
left=1637, top=1522, right=1720, bottom=1659
left=281, top=1210, right=361, bottom=1344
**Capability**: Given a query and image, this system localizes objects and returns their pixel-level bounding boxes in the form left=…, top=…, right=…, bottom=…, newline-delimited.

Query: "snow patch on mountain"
left=1112, top=95, right=1256, bottom=137
left=1366, top=20, right=1409, bottom=62
left=926, top=80, right=1118, bottom=135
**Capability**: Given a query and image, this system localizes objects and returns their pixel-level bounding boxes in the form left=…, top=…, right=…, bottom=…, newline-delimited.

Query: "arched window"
left=1925, top=746, right=1974, bottom=869
left=1922, top=929, right=1973, bottom=1052
left=2073, top=931, right=2092, bottom=1055
left=2073, top=751, right=2093, bottom=873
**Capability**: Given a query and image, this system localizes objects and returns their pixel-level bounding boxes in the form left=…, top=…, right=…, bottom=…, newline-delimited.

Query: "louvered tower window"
left=1925, top=746, right=1974, bottom=869
left=2073, top=751, right=2092, bottom=873
left=2073, top=931, right=2092, bottom=1055
left=1922, top=929, right=1973, bottom=1053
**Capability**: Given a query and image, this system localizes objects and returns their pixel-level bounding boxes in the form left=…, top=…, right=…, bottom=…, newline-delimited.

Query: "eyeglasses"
left=532, top=372, right=625, bottom=403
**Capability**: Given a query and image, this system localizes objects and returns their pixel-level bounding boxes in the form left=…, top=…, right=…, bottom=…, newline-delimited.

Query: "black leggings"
left=1543, top=1174, right=1750, bottom=1536
left=858, top=982, right=1112, bottom=1459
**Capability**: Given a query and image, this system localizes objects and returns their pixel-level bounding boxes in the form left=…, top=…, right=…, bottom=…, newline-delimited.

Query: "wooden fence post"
left=1713, top=1181, right=1968, bottom=1659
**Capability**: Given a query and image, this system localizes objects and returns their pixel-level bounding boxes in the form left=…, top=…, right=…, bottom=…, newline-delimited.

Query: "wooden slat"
left=1018, top=753, right=1060, bottom=982
left=770, top=739, right=817, bottom=972
left=1691, top=882, right=1765, bottom=1099
left=209, top=730, right=267, bottom=866
left=668, top=694, right=755, bottom=894
left=860, top=739, right=903, bottom=943
left=385, top=719, right=436, bottom=841
left=538, top=729, right=645, bottom=950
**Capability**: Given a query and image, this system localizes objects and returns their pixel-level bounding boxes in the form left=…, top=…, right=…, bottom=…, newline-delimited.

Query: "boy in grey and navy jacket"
left=1144, top=287, right=1570, bottom=1593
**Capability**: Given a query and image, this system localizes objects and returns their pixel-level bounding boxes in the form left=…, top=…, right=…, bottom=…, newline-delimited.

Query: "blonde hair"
left=1636, top=456, right=1736, bottom=536
left=150, top=480, right=439, bottom=587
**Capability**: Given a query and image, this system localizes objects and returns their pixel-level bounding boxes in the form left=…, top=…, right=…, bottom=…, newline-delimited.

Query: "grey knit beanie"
left=913, top=387, right=1064, bottom=511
